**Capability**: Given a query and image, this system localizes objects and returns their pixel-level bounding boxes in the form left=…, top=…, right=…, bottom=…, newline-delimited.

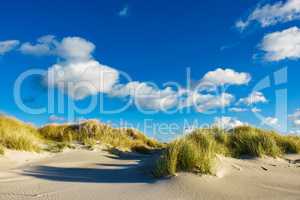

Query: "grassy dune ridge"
left=1, top=114, right=300, bottom=178
left=0, top=115, right=161, bottom=154
left=0, top=115, right=41, bottom=153
left=154, top=127, right=300, bottom=177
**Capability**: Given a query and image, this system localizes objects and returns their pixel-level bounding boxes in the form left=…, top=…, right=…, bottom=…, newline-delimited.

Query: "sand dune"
left=0, top=149, right=299, bottom=200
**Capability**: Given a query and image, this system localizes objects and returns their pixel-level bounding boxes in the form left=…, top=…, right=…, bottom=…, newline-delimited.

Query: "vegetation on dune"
left=0, top=115, right=41, bottom=153
left=1, top=114, right=299, bottom=179
left=38, top=120, right=162, bottom=153
left=154, top=126, right=300, bottom=178
left=154, top=132, right=216, bottom=177
left=0, top=145, right=4, bottom=155
left=229, top=126, right=281, bottom=157
left=0, top=115, right=161, bottom=155
left=269, top=132, right=300, bottom=154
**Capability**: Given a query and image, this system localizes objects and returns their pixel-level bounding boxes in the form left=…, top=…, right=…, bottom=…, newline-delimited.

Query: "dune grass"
left=0, top=115, right=41, bottom=152
left=229, top=126, right=281, bottom=157
left=0, top=145, right=4, bottom=155
left=154, top=131, right=216, bottom=177
left=38, top=120, right=162, bottom=153
left=1, top=114, right=299, bottom=177
left=154, top=126, right=300, bottom=177
left=269, top=132, right=300, bottom=154
left=0, top=115, right=161, bottom=154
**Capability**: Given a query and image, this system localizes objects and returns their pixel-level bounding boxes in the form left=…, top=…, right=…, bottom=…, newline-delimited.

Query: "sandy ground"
left=0, top=149, right=299, bottom=200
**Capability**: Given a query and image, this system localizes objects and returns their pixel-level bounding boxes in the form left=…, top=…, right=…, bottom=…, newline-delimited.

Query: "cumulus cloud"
left=56, top=37, right=95, bottom=62
left=238, top=91, right=267, bottom=105
left=20, top=35, right=95, bottom=61
left=262, top=117, right=279, bottom=126
left=200, top=68, right=251, bottom=88
left=26, top=35, right=177, bottom=109
left=46, top=60, right=119, bottom=100
left=19, top=35, right=56, bottom=56
left=251, top=107, right=262, bottom=113
left=110, top=68, right=249, bottom=111
left=111, top=83, right=234, bottom=112
left=288, top=109, right=300, bottom=126
left=229, top=107, right=248, bottom=112
left=111, top=81, right=178, bottom=110
left=180, top=92, right=234, bottom=113
left=260, top=26, right=300, bottom=61
left=236, top=0, right=300, bottom=30
left=212, top=116, right=246, bottom=130
left=0, top=40, right=20, bottom=55
left=20, top=36, right=251, bottom=112
left=196, top=93, right=234, bottom=113
left=19, top=35, right=120, bottom=100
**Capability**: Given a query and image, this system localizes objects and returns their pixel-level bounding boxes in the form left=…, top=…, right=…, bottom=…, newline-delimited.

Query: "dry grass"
left=1, top=114, right=299, bottom=178
left=269, top=132, right=300, bottom=154
left=229, top=126, right=281, bottom=158
left=38, top=120, right=162, bottom=153
left=0, top=115, right=162, bottom=154
left=0, top=115, right=41, bottom=152
left=154, top=126, right=300, bottom=177
left=0, top=145, right=4, bottom=155
left=154, top=132, right=216, bottom=177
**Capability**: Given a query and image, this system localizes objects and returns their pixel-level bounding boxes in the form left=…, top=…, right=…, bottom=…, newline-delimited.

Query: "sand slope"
left=0, top=149, right=299, bottom=200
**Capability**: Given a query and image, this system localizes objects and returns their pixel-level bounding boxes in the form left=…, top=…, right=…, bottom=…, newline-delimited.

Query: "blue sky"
left=1, top=0, right=300, bottom=140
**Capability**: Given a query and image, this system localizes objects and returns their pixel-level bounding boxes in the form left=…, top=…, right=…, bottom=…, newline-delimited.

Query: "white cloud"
left=196, top=93, right=234, bottom=113
left=235, top=20, right=248, bottom=31
left=200, top=68, right=251, bottom=87
left=111, top=81, right=178, bottom=110
left=19, top=35, right=56, bottom=56
left=20, top=35, right=95, bottom=61
left=20, top=36, right=251, bottom=112
left=180, top=92, right=234, bottom=113
left=236, top=0, right=300, bottom=30
left=288, top=109, right=300, bottom=126
left=21, top=35, right=119, bottom=100
left=119, top=5, right=129, bottom=17
left=251, top=107, right=262, bottom=113
left=289, top=129, right=300, bottom=134
left=48, top=115, right=65, bottom=122
left=260, top=27, right=300, bottom=61
left=213, top=116, right=246, bottom=130
left=262, top=117, right=279, bottom=126
left=112, top=83, right=235, bottom=112
left=56, top=37, right=95, bottom=62
left=0, top=40, right=20, bottom=55
left=110, top=68, right=244, bottom=112
left=46, top=60, right=119, bottom=100
left=229, top=107, right=248, bottom=112
left=293, top=119, right=300, bottom=126
left=238, top=91, right=267, bottom=105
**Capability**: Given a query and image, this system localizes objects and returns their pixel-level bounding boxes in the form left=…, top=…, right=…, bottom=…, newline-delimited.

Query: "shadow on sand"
left=21, top=151, right=158, bottom=184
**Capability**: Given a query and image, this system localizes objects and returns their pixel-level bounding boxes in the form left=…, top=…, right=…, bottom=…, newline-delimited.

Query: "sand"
left=0, top=149, right=299, bottom=200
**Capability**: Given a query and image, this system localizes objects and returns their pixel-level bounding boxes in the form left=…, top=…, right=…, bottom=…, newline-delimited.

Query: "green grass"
left=38, top=124, right=76, bottom=142
left=154, top=126, right=300, bottom=178
left=154, top=132, right=216, bottom=177
left=229, top=126, right=281, bottom=157
left=0, top=145, right=4, bottom=155
left=38, top=120, right=162, bottom=153
left=1, top=114, right=299, bottom=178
left=0, top=115, right=162, bottom=154
left=0, top=115, right=41, bottom=152
left=269, top=132, right=300, bottom=154
left=45, top=141, right=74, bottom=153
